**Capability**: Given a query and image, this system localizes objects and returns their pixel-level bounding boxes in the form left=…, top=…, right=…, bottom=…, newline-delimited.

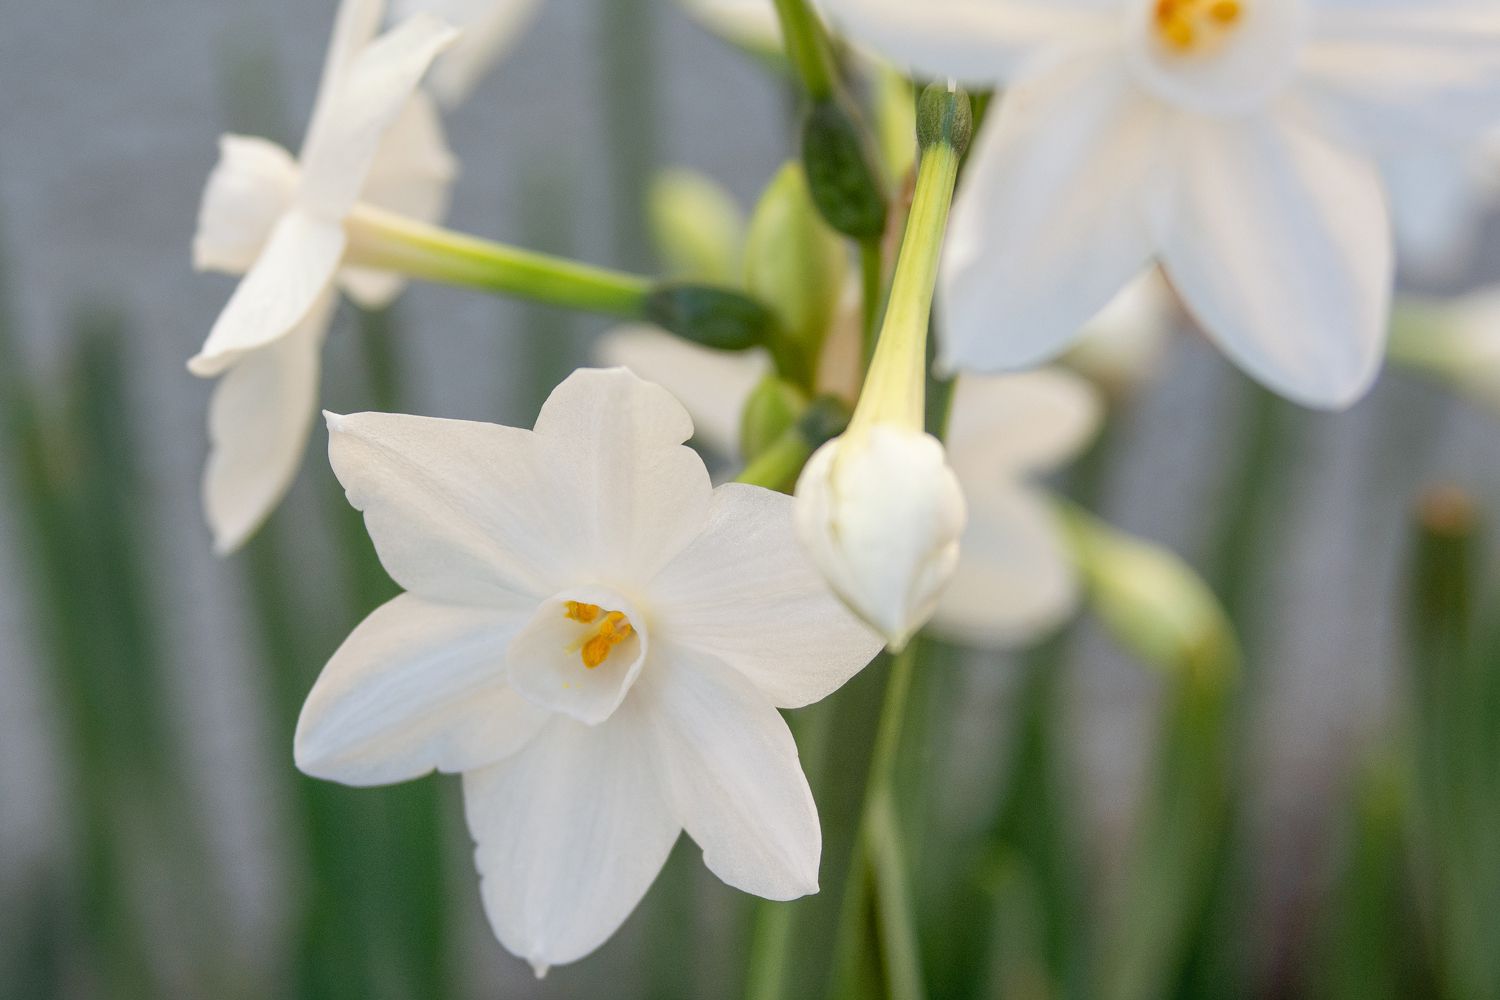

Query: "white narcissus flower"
left=598, top=329, right=1101, bottom=648
left=295, top=367, right=883, bottom=975
left=1062, top=269, right=1176, bottom=397
left=393, top=0, right=542, bottom=104
left=821, top=0, right=1500, bottom=409
left=192, top=0, right=458, bottom=554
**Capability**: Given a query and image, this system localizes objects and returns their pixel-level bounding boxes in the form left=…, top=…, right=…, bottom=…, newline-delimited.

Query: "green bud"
left=1061, top=504, right=1238, bottom=684
left=647, top=169, right=745, bottom=285
left=644, top=284, right=772, bottom=352
left=874, top=67, right=917, bottom=186
left=916, top=83, right=973, bottom=156
left=740, top=376, right=808, bottom=462
left=802, top=98, right=889, bottom=241
left=744, top=162, right=847, bottom=364
left=796, top=394, right=850, bottom=447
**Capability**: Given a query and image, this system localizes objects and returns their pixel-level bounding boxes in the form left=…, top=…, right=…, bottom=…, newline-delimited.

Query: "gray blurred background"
left=1, top=1, right=1497, bottom=996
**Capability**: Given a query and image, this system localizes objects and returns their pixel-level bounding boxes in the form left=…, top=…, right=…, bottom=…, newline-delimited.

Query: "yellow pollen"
left=564, top=605, right=635, bottom=669
left=1154, top=0, right=1242, bottom=52
left=564, top=601, right=602, bottom=624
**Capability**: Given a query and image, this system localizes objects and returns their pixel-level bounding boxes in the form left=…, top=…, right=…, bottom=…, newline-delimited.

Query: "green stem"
left=829, top=643, right=925, bottom=1000
left=771, top=0, right=837, bottom=101
left=344, top=205, right=652, bottom=317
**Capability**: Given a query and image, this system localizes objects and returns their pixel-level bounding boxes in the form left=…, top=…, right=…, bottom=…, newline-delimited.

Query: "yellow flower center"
left=564, top=601, right=636, bottom=669
left=1154, top=0, right=1243, bottom=52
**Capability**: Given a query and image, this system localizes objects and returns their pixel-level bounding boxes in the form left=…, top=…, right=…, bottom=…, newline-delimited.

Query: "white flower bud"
left=795, top=426, right=967, bottom=650
left=193, top=134, right=300, bottom=275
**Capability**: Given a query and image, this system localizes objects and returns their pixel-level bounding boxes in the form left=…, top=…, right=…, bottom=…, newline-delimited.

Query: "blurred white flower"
left=191, top=0, right=457, bottom=553
left=821, top=0, right=1500, bottom=409
left=679, top=0, right=784, bottom=52
left=1062, top=269, right=1176, bottom=398
left=296, top=368, right=882, bottom=975
left=600, top=329, right=1101, bottom=648
left=393, top=0, right=542, bottom=104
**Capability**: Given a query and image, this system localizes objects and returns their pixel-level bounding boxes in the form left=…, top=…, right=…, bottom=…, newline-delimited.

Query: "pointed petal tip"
left=187, top=351, right=221, bottom=378
left=322, top=409, right=348, bottom=432
left=529, top=959, right=550, bottom=980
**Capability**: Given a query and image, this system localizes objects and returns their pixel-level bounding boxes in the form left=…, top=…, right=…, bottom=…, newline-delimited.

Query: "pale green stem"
left=344, top=204, right=651, bottom=318
left=830, top=643, right=924, bottom=999
left=771, top=0, right=836, bottom=101
left=849, top=138, right=959, bottom=434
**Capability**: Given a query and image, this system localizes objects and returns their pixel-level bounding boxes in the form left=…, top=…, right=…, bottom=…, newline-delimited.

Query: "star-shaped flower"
left=191, top=0, right=458, bottom=553
left=821, top=0, right=1500, bottom=408
left=599, top=329, right=1101, bottom=648
left=295, top=367, right=883, bottom=974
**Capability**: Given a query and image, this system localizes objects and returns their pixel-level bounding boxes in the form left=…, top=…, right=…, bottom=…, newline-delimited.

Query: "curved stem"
left=344, top=204, right=652, bottom=318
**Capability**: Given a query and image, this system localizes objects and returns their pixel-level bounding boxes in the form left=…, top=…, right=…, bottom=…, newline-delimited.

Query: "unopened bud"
left=745, top=162, right=847, bottom=363
left=803, top=98, right=888, bottom=241
left=740, top=376, right=808, bottom=461
left=795, top=426, right=967, bottom=650
left=644, top=284, right=772, bottom=352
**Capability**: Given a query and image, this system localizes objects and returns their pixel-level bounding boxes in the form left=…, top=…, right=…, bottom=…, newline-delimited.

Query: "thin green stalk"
left=344, top=205, right=651, bottom=317
left=771, top=0, right=837, bottom=101
left=829, top=642, right=925, bottom=1000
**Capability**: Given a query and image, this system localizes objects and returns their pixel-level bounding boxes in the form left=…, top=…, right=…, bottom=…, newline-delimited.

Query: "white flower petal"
left=945, top=369, right=1102, bottom=477
left=1160, top=109, right=1393, bottom=410
left=595, top=327, right=768, bottom=458
left=190, top=210, right=347, bottom=377
left=819, top=0, right=1111, bottom=85
left=463, top=709, right=677, bottom=974
left=304, top=0, right=386, bottom=154
left=340, top=92, right=458, bottom=308
left=640, top=643, right=820, bottom=900
left=1303, top=7, right=1500, bottom=146
left=1063, top=270, right=1176, bottom=393
left=649, top=484, right=883, bottom=709
left=295, top=593, right=545, bottom=786
left=930, top=486, right=1079, bottom=649
left=936, top=51, right=1168, bottom=376
left=395, top=0, right=544, bottom=105
left=193, top=135, right=300, bottom=275
left=531, top=368, right=714, bottom=586
left=795, top=428, right=967, bottom=650
left=299, top=12, right=458, bottom=220
left=202, top=293, right=334, bottom=555
left=325, top=411, right=566, bottom=605
left=679, top=0, right=783, bottom=52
